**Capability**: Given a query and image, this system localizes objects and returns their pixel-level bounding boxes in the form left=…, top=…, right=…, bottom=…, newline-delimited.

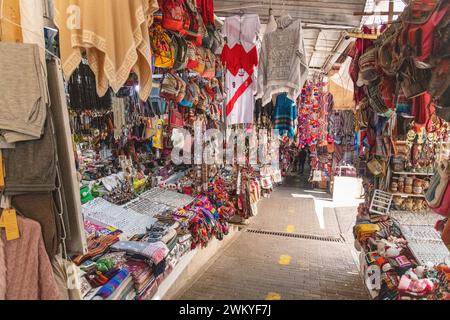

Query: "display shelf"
left=392, top=171, right=434, bottom=176
left=400, top=225, right=450, bottom=266
left=388, top=210, right=439, bottom=226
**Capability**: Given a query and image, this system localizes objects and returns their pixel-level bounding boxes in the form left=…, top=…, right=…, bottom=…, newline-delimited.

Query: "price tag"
left=0, top=209, right=20, bottom=241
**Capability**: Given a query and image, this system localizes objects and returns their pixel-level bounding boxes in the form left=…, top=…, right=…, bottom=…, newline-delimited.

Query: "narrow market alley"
left=174, top=176, right=370, bottom=300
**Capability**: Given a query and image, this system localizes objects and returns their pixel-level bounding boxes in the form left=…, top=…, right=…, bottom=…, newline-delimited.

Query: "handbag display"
left=169, top=104, right=185, bottom=129
left=171, top=33, right=188, bottom=70
left=192, top=46, right=206, bottom=75
left=160, top=72, right=181, bottom=101
left=202, top=49, right=216, bottom=79
left=399, top=60, right=431, bottom=99
left=150, top=25, right=175, bottom=69
left=159, top=0, right=186, bottom=32
left=367, top=158, right=384, bottom=176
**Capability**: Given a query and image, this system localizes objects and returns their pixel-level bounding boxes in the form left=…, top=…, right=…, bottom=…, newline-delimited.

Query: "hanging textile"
left=0, top=0, right=23, bottom=42
left=273, top=93, right=297, bottom=140
left=11, top=193, right=62, bottom=258
left=112, top=97, right=127, bottom=140
left=68, top=63, right=113, bottom=111
left=196, top=0, right=215, bottom=27
left=54, top=0, right=159, bottom=101
left=3, top=108, right=57, bottom=196
left=328, top=56, right=355, bottom=110
left=221, top=45, right=258, bottom=125
left=20, top=0, right=47, bottom=84
left=0, top=43, right=47, bottom=143
left=0, top=216, right=62, bottom=300
left=221, top=14, right=261, bottom=125
left=257, top=16, right=309, bottom=106
left=221, top=14, right=261, bottom=53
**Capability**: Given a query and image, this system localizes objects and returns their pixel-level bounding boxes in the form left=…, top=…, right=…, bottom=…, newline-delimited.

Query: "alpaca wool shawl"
left=54, top=0, right=159, bottom=101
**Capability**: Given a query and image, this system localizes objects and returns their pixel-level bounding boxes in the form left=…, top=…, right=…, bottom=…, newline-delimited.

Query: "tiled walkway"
left=175, top=176, right=369, bottom=300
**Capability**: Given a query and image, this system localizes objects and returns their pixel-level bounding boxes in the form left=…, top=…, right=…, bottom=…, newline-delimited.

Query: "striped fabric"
left=273, top=93, right=298, bottom=139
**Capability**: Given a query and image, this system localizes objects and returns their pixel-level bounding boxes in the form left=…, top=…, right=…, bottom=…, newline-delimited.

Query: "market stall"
left=0, top=0, right=295, bottom=300
left=350, top=0, right=450, bottom=300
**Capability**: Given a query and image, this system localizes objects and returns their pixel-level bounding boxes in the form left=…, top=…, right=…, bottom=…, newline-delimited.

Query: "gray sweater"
left=257, top=16, right=309, bottom=105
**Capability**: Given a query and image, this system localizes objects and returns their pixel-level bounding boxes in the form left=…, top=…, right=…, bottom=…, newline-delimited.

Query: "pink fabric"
left=0, top=216, right=61, bottom=300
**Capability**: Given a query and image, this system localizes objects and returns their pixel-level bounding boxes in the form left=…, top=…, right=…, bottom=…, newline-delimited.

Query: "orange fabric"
left=0, top=0, right=23, bottom=42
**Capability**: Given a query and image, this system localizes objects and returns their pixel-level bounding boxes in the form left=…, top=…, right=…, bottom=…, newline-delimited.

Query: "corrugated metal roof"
left=215, top=0, right=367, bottom=26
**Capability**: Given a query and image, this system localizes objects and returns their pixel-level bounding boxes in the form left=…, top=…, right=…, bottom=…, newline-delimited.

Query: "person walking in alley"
left=298, top=148, right=308, bottom=175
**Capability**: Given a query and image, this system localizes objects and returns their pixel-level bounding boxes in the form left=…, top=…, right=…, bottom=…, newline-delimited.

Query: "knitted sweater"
left=0, top=216, right=61, bottom=300
left=257, top=16, right=309, bottom=106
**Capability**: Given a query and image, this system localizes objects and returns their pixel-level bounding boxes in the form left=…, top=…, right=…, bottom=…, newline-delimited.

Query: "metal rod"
left=353, top=11, right=403, bottom=16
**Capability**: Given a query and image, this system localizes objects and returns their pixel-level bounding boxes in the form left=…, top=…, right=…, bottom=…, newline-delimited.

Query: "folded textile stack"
left=126, top=260, right=156, bottom=300
left=0, top=43, right=48, bottom=143
left=111, top=241, right=169, bottom=265
left=354, top=203, right=450, bottom=300
left=354, top=223, right=381, bottom=242
left=94, top=268, right=131, bottom=300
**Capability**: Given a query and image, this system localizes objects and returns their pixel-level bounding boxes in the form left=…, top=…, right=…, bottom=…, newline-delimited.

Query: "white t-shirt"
left=221, top=14, right=261, bottom=53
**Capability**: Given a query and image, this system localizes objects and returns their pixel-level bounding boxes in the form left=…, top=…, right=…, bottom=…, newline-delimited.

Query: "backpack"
left=159, top=0, right=186, bottom=32
left=429, top=58, right=450, bottom=99
left=171, top=33, right=188, bottom=71
left=403, top=0, right=442, bottom=25
left=378, top=32, right=405, bottom=77
left=404, top=0, right=448, bottom=66
left=179, top=83, right=195, bottom=108
left=202, top=49, right=216, bottom=79
left=432, top=4, right=450, bottom=59
left=160, top=72, right=181, bottom=101
left=174, top=72, right=187, bottom=103
left=150, top=26, right=175, bottom=69
left=192, top=46, right=206, bottom=75
left=206, top=25, right=223, bottom=53
left=186, top=41, right=199, bottom=69
left=183, top=0, right=208, bottom=43
left=169, top=103, right=185, bottom=128
left=399, top=59, right=431, bottom=99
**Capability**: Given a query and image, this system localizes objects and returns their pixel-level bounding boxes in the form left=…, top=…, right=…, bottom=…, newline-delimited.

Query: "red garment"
left=196, top=0, right=215, bottom=26
left=442, top=218, right=450, bottom=246
left=407, top=3, right=448, bottom=62
left=433, top=181, right=450, bottom=218
left=221, top=44, right=258, bottom=76
left=349, top=28, right=375, bottom=104
left=412, top=92, right=434, bottom=126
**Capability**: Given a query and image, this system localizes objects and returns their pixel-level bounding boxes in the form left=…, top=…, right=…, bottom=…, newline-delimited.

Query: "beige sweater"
left=0, top=216, right=61, bottom=300
left=54, top=0, right=159, bottom=101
